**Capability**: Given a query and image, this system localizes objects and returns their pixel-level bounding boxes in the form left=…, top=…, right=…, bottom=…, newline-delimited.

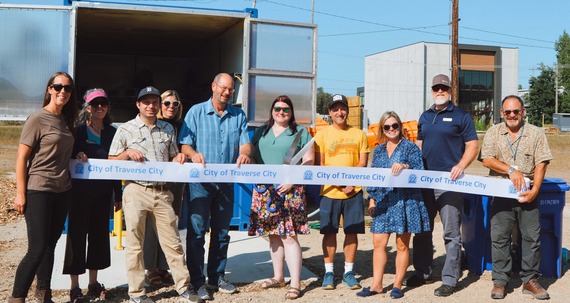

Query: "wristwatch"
left=507, top=166, right=516, bottom=175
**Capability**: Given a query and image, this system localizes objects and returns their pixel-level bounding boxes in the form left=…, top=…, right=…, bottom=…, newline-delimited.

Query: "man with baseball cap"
left=405, top=74, right=478, bottom=297
left=314, top=94, right=369, bottom=290
left=109, top=86, right=203, bottom=303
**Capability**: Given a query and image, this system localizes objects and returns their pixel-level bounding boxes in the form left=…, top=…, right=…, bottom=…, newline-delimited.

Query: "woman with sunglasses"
left=62, top=88, right=122, bottom=302
left=143, top=89, right=185, bottom=287
left=10, top=72, right=78, bottom=303
left=357, top=111, right=429, bottom=299
left=248, top=95, right=314, bottom=300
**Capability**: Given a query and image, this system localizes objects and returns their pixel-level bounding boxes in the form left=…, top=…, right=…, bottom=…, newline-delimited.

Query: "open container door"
left=243, top=18, right=317, bottom=127
left=0, top=3, right=76, bottom=120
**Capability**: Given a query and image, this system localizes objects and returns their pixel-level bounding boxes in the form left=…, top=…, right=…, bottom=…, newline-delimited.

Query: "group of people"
left=9, top=72, right=552, bottom=303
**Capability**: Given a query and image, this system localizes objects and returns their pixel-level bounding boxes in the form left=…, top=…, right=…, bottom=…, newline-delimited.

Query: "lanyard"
left=506, top=124, right=524, bottom=161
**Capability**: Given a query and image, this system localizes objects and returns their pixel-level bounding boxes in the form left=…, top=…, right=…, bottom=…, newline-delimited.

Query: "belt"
left=128, top=181, right=168, bottom=191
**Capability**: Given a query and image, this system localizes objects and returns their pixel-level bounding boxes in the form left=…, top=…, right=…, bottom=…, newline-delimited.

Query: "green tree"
left=316, top=87, right=332, bottom=115
left=555, top=30, right=570, bottom=113
left=526, top=64, right=555, bottom=126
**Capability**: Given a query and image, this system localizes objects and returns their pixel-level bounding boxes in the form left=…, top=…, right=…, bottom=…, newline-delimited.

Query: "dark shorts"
left=319, top=191, right=365, bottom=234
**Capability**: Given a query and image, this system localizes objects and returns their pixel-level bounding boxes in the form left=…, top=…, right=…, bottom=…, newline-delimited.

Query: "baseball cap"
left=431, top=74, right=451, bottom=88
left=137, top=86, right=161, bottom=101
left=84, top=89, right=108, bottom=103
left=329, top=94, right=348, bottom=109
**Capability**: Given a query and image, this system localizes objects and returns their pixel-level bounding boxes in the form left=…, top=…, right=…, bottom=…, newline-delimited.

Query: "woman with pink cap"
left=63, top=88, right=122, bottom=302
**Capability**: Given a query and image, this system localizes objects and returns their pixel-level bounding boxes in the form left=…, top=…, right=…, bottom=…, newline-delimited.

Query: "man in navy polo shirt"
left=405, top=74, right=479, bottom=297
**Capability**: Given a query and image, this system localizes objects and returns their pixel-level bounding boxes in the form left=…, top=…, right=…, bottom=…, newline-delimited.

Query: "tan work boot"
left=491, top=283, right=506, bottom=299
left=522, top=277, right=549, bottom=300
left=8, top=297, right=25, bottom=303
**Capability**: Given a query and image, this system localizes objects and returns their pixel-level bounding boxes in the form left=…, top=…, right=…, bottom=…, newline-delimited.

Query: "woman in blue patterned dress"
left=357, top=111, right=430, bottom=299
left=248, top=95, right=314, bottom=300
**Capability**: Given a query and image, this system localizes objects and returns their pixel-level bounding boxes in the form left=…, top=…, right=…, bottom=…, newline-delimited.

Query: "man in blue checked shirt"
left=179, top=73, right=253, bottom=301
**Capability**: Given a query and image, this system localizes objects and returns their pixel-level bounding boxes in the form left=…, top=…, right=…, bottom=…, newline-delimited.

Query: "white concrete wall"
left=364, top=42, right=454, bottom=124
left=499, top=47, right=519, bottom=99
left=365, top=43, right=426, bottom=124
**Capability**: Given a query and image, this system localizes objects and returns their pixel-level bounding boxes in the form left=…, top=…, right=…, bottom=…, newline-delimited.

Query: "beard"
left=434, top=96, right=449, bottom=105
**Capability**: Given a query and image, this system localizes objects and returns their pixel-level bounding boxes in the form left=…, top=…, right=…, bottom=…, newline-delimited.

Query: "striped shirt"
left=109, top=114, right=178, bottom=186
left=179, top=99, right=250, bottom=164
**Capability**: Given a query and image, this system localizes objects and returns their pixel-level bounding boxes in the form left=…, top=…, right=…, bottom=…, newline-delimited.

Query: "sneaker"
left=522, top=278, right=549, bottom=300
left=342, top=271, right=362, bottom=290
left=404, top=274, right=434, bottom=287
left=70, top=287, right=85, bottom=303
left=129, top=295, right=155, bottom=303
left=216, top=278, right=238, bottom=294
left=86, top=282, right=107, bottom=300
left=434, top=284, right=455, bottom=297
left=321, top=272, right=335, bottom=290
left=390, top=287, right=404, bottom=299
left=356, top=287, right=379, bottom=297
left=197, top=285, right=213, bottom=301
left=179, top=288, right=205, bottom=303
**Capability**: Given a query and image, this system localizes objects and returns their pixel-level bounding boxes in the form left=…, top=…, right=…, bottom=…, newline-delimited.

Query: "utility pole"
left=555, top=64, right=559, bottom=114
left=311, top=0, right=315, bottom=24
left=451, top=0, right=459, bottom=106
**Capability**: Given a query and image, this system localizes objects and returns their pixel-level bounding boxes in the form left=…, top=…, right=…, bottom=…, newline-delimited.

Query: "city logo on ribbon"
left=408, top=174, right=417, bottom=184
left=303, top=170, right=313, bottom=180
left=190, top=168, right=200, bottom=178
left=74, top=163, right=84, bottom=175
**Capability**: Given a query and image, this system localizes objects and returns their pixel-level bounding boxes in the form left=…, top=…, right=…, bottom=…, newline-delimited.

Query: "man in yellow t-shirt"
left=314, top=94, right=369, bottom=290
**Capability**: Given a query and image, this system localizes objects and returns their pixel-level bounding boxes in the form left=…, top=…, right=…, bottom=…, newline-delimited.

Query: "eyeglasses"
left=273, top=106, right=291, bottom=113
left=216, top=83, right=235, bottom=93
left=503, top=109, right=522, bottom=116
left=162, top=101, right=181, bottom=108
left=51, top=84, right=74, bottom=92
left=90, top=100, right=109, bottom=108
left=432, top=85, right=450, bottom=92
left=383, top=123, right=400, bottom=131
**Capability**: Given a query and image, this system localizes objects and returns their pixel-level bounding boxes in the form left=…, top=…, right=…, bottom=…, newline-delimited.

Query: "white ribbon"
left=70, top=159, right=522, bottom=199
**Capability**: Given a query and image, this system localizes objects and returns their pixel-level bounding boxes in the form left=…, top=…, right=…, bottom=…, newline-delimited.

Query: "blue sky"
left=10, top=0, right=569, bottom=96
left=196, top=0, right=567, bottom=96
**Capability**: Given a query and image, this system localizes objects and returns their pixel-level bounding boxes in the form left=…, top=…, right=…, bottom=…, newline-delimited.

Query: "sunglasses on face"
left=90, top=100, right=109, bottom=108
left=273, top=106, right=291, bottom=113
left=432, top=85, right=449, bottom=92
left=51, top=84, right=74, bottom=92
left=383, top=123, right=400, bottom=131
left=162, top=101, right=180, bottom=108
left=503, top=109, right=522, bottom=116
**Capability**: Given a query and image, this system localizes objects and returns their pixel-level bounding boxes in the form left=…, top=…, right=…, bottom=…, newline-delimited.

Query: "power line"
left=460, top=26, right=554, bottom=44
left=262, top=0, right=555, bottom=50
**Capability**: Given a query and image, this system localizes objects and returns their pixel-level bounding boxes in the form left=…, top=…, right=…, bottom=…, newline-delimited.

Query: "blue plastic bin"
left=462, top=178, right=569, bottom=278
left=461, top=193, right=493, bottom=275
left=537, top=178, right=568, bottom=278
left=230, top=183, right=253, bottom=231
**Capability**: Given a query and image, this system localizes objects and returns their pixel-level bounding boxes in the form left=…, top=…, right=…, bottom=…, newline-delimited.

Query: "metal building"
left=364, top=42, right=518, bottom=128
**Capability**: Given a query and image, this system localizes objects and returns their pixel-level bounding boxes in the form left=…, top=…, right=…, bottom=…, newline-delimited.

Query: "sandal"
left=159, top=270, right=175, bottom=285
left=145, top=270, right=163, bottom=287
left=261, top=278, right=286, bottom=289
left=285, top=287, right=302, bottom=300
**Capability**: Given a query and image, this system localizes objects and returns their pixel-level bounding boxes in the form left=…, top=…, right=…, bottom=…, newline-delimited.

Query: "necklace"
left=88, top=122, right=103, bottom=134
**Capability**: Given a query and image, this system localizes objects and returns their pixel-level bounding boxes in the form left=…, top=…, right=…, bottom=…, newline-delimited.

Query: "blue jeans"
left=186, top=183, right=234, bottom=288
left=12, top=190, right=70, bottom=298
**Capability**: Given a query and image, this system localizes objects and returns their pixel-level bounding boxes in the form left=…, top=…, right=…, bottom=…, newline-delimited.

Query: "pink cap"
left=85, top=90, right=108, bottom=103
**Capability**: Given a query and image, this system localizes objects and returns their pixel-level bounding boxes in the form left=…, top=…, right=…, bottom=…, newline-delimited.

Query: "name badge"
left=443, top=118, right=452, bottom=122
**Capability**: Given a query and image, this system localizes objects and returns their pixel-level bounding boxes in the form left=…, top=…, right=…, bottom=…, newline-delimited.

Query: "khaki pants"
left=123, top=183, right=189, bottom=298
